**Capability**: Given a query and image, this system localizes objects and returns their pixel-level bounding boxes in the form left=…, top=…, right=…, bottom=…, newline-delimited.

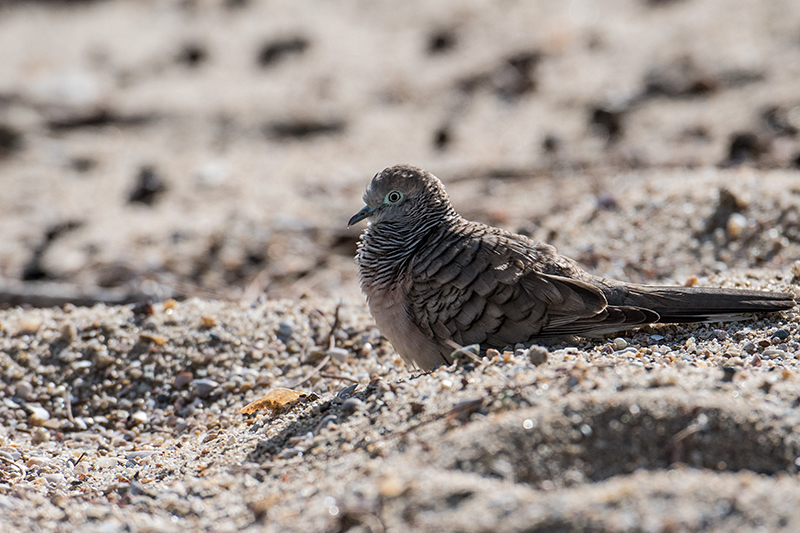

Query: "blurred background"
left=1, top=0, right=799, bottom=308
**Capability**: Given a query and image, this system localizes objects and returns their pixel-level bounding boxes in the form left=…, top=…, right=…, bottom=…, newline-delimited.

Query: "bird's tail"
left=599, top=281, right=796, bottom=323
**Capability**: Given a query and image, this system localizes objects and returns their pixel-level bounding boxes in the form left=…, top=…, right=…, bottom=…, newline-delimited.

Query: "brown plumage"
left=349, top=164, right=796, bottom=370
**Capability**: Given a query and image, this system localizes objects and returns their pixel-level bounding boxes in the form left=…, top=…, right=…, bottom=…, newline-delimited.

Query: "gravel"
left=0, top=276, right=798, bottom=532
left=3, top=1, right=800, bottom=531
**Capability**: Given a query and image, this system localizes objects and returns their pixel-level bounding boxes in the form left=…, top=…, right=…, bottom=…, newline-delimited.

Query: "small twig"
left=666, top=414, right=708, bottom=463
left=0, top=454, right=26, bottom=479
left=445, top=339, right=483, bottom=364
left=319, top=373, right=360, bottom=384
left=289, top=355, right=331, bottom=389
left=64, top=388, right=74, bottom=423
left=328, top=301, right=343, bottom=351
left=670, top=423, right=703, bottom=445
left=445, top=339, right=513, bottom=385
left=288, top=302, right=345, bottom=389
left=242, top=269, right=272, bottom=303
left=74, top=452, right=86, bottom=467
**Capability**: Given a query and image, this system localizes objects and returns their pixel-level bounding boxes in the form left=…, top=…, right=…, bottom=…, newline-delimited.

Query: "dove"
left=349, top=164, right=796, bottom=370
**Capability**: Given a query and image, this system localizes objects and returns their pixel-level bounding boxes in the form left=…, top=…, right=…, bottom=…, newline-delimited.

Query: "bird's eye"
left=384, top=190, right=404, bottom=204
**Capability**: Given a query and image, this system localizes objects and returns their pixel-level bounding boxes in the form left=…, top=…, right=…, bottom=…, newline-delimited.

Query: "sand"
left=1, top=1, right=800, bottom=531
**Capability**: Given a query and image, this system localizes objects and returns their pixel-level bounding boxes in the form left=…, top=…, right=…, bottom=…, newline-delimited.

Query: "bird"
left=348, top=164, right=796, bottom=371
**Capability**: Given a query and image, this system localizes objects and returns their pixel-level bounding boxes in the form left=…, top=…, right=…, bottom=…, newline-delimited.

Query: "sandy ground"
left=1, top=0, right=800, bottom=531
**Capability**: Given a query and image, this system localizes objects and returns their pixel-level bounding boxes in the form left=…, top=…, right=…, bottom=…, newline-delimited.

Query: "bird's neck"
left=358, top=212, right=458, bottom=289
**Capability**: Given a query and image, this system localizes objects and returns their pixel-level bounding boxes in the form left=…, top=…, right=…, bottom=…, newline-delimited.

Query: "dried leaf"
left=240, top=388, right=313, bottom=415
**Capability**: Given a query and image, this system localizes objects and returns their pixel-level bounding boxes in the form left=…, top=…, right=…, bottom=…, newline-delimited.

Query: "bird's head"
left=348, top=165, right=453, bottom=227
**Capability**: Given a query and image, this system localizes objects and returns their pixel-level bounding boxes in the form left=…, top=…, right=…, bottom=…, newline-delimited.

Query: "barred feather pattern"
left=351, top=165, right=796, bottom=370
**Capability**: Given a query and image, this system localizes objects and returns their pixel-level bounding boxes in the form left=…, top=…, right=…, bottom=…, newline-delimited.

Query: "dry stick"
left=289, top=355, right=330, bottom=389
left=289, top=302, right=342, bottom=389
left=241, top=269, right=271, bottom=303
left=64, top=388, right=74, bottom=423
left=286, top=302, right=344, bottom=389
left=666, top=415, right=708, bottom=463
left=445, top=339, right=512, bottom=385
left=326, top=301, right=343, bottom=350
left=319, top=373, right=360, bottom=384
left=0, top=454, right=26, bottom=479
left=445, top=339, right=483, bottom=364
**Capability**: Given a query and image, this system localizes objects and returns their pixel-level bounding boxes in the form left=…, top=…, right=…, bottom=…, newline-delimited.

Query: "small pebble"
left=192, top=379, right=219, bottom=398
left=31, top=427, right=50, bottom=444
left=378, top=475, right=406, bottom=498
left=276, top=446, right=305, bottom=459
left=131, top=411, right=148, bottom=424
left=126, top=451, right=155, bottom=461
left=772, top=329, right=790, bottom=340
left=359, top=342, right=373, bottom=357
left=726, top=212, right=747, bottom=239
left=613, top=338, right=628, bottom=350
left=328, top=347, right=350, bottom=363
left=14, top=382, right=34, bottom=401
left=44, top=474, right=64, bottom=486
left=277, top=322, right=293, bottom=340
left=26, top=457, right=50, bottom=468
left=339, top=398, right=364, bottom=418
left=410, top=402, right=425, bottom=415
left=0, top=451, right=20, bottom=462
left=742, top=341, right=757, bottom=354
left=94, top=351, right=115, bottom=368
left=529, top=346, right=549, bottom=365
left=59, top=323, right=76, bottom=343
left=174, top=371, right=194, bottom=389
left=16, top=318, right=41, bottom=335
left=27, top=406, right=50, bottom=426
left=96, top=457, right=120, bottom=469
left=762, top=348, right=787, bottom=359
left=720, top=366, right=737, bottom=382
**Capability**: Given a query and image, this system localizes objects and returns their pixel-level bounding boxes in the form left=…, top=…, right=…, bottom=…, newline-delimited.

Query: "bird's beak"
left=348, top=205, right=374, bottom=227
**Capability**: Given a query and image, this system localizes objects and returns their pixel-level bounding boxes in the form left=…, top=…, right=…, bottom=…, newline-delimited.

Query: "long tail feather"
left=600, top=282, right=796, bottom=323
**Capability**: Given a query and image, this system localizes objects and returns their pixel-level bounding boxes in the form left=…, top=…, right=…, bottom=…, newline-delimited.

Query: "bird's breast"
left=365, top=281, right=447, bottom=370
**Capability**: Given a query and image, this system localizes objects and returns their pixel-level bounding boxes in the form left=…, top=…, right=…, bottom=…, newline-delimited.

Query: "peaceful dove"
left=349, top=164, right=796, bottom=370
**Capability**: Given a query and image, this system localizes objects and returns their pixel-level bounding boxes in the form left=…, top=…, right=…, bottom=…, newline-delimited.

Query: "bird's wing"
left=407, top=225, right=658, bottom=347
left=408, top=226, right=654, bottom=349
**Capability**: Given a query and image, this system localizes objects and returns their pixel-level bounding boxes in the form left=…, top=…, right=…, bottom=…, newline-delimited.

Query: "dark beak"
left=348, top=205, right=374, bottom=227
